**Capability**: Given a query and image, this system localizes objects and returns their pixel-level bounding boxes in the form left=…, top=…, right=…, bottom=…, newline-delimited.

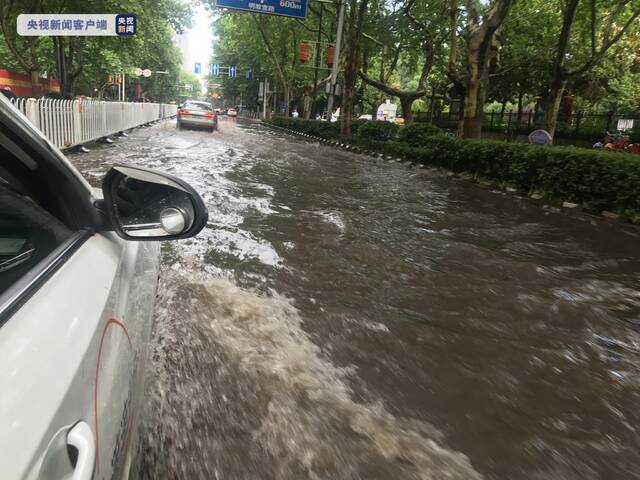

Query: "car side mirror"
left=102, top=165, right=208, bottom=240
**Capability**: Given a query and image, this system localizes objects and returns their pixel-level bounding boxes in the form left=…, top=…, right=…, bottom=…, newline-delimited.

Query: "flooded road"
left=70, top=118, right=640, bottom=479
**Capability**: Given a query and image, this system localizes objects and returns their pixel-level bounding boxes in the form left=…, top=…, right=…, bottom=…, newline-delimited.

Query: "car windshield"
left=184, top=102, right=212, bottom=111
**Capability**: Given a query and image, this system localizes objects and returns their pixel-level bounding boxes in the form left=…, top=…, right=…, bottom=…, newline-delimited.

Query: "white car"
left=226, top=107, right=237, bottom=117
left=0, top=95, right=207, bottom=479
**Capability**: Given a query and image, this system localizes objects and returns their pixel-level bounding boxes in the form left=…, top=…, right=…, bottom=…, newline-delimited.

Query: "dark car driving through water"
left=177, top=100, right=218, bottom=132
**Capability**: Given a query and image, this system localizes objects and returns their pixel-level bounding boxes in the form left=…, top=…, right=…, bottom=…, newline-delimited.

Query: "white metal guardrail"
left=10, top=98, right=177, bottom=150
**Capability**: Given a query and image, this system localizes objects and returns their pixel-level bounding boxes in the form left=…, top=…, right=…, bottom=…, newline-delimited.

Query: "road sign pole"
left=326, top=0, right=344, bottom=119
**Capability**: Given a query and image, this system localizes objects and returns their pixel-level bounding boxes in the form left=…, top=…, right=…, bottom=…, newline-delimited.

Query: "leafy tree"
left=460, top=0, right=516, bottom=139
left=358, top=0, right=449, bottom=125
left=209, top=6, right=336, bottom=117
left=340, top=0, right=369, bottom=135
left=0, top=0, right=192, bottom=99
left=177, top=69, right=202, bottom=98
left=543, top=0, right=640, bottom=139
left=487, top=1, right=557, bottom=119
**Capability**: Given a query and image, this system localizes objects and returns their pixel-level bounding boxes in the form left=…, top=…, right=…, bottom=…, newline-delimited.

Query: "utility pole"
left=311, top=4, right=324, bottom=117
left=326, top=0, right=345, bottom=118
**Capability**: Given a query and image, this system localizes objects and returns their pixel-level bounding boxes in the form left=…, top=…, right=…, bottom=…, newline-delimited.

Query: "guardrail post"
left=102, top=101, right=108, bottom=138
left=74, top=100, right=82, bottom=146
left=26, top=98, right=39, bottom=129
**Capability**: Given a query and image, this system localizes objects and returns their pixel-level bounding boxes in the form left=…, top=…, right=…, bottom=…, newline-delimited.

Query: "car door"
left=0, top=160, right=158, bottom=479
left=0, top=100, right=158, bottom=480
left=0, top=96, right=207, bottom=480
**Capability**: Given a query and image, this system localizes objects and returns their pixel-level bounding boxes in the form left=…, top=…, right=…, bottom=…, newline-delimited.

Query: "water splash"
left=137, top=269, right=481, bottom=480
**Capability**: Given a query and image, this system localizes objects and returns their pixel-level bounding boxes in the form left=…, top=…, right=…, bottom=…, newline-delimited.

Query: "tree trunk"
left=516, top=90, right=524, bottom=126
left=255, top=16, right=292, bottom=115
left=340, top=0, right=369, bottom=136
left=283, top=84, right=290, bottom=115
left=543, top=78, right=567, bottom=139
left=543, top=0, right=579, bottom=140
left=447, top=0, right=459, bottom=78
left=399, top=96, right=414, bottom=124
left=303, top=90, right=312, bottom=119
left=341, top=78, right=355, bottom=133
left=63, top=78, right=75, bottom=98
left=462, top=79, right=482, bottom=138
left=461, top=0, right=515, bottom=139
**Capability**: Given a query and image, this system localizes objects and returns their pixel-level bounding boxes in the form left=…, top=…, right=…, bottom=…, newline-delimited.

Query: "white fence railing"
left=10, top=98, right=177, bottom=150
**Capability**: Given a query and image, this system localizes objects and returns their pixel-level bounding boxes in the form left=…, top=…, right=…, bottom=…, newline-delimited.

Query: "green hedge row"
left=428, top=117, right=640, bottom=143
left=266, top=117, right=441, bottom=141
left=265, top=117, right=640, bottom=218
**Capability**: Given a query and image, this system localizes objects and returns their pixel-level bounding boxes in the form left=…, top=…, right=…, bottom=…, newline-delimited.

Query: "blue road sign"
left=214, top=0, right=307, bottom=19
left=211, top=63, right=219, bottom=76
left=194, top=62, right=201, bottom=74
left=229, top=65, right=237, bottom=78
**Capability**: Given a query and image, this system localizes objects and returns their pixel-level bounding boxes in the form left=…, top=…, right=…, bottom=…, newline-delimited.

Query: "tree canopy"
left=207, top=0, right=640, bottom=139
left=1, top=0, right=639, bottom=140
left=0, top=0, right=193, bottom=101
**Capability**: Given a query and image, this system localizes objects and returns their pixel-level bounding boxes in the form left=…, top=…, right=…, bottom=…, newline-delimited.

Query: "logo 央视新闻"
left=115, top=14, right=136, bottom=36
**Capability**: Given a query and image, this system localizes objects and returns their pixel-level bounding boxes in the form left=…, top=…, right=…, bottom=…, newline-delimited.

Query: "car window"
left=184, top=102, right=212, bottom=111
left=0, top=169, right=72, bottom=296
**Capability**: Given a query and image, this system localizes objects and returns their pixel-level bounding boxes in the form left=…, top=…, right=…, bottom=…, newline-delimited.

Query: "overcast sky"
left=183, top=4, right=213, bottom=74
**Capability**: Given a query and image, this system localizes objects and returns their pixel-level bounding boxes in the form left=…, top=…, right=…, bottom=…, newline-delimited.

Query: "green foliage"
left=411, top=99, right=428, bottom=113
left=267, top=117, right=640, bottom=217
left=2, top=0, right=635, bottom=135
left=178, top=70, right=202, bottom=98
left=476, top=122, right=607, bottom=142
left=348, top=119, right=370, bottom=136
left=356, top=120, right=399, bottom=141
left=488, top=0, right=640, bottom=124
left=209, top=8, right=334, bottom=112
left=0, top=0, right=192, bottom=101
left=267, top=116, right=340, bottom=138
left=398, top=122, right=443, bottom=145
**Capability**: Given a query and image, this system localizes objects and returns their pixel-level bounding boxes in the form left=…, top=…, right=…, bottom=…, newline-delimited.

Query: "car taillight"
left=178, top=109, right=188, bottom=115
left=204, top=112, right=214, bottom=118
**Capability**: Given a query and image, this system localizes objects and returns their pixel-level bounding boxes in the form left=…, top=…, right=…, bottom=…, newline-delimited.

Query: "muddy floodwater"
left=70, top=118, right=640, bottom=480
